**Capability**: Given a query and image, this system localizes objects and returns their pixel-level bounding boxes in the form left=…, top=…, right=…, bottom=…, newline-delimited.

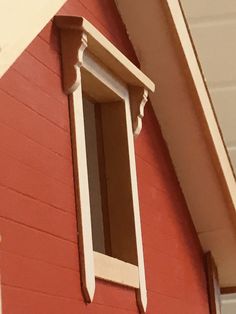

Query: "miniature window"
left=55, top=16, right=155, bottom=313
left=83, top=96, right=138, bottom=264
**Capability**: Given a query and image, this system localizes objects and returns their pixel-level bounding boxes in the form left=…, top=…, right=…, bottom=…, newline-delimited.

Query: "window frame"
left=55, top=16, right=155, bottom=313
left=205, top=252, right=222, bottom=314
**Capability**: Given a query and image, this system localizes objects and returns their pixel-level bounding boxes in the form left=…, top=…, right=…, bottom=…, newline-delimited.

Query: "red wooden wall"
left=0, top=0, right=210, bottom=313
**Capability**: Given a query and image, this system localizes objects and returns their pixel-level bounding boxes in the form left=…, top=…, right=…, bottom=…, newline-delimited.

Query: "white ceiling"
left=180, top=0, right=236, bottom=175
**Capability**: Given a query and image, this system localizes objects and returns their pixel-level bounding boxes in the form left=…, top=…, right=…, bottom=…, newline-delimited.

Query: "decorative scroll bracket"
left=60, top=28, right=149, bottom=138
left=56, top=16, right=154, bottom=139
left=130, top=87, right=149, bottom=137
left=60, top=29, right=88, bottom=94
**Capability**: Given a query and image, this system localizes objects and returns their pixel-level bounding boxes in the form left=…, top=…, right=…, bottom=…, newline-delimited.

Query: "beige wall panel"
left=189, top=23, right=236, bottom=86
left=228, top=150, right=236, bottom=173
left=181, top=0, right=236, bottom=20
left=180, top=0, right=236, bottom=179
left=222, top=294, right=236, bottom=314
left=212, top=89, right=236, bottom=147
left=0, top=0, right=66, bottom=77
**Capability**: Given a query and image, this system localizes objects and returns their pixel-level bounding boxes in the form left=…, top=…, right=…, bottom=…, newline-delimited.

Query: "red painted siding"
left=0, top=1, right=210, bottom=313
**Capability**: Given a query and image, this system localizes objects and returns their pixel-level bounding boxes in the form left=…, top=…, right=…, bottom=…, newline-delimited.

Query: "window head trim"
left=55, top=16, right=155, bottom=313
left=54, top=16, right=155, bottom=93
left=55, top=15, right=154, bottom=138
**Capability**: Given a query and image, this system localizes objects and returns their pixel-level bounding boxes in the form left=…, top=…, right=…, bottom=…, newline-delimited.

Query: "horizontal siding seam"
left=2, top=283, right=82, bottom=303
left=0, top=145, right=73, bottom=187
left=0, top=100, right=71, bottom=160
left=1, top=248, right=79, bottom=272
left=0, top=216, right=77, bottom=244
left=38, top=34, right=61, bottom=54
left=26, top=49, right=61, bottom=78
left=13, top=66, right=67, bottom=107
left=0, top=84, right=69, bottom=134
left=147, top=289, right=185, bottom=301
left=77, top=0, right=132, bottom=54
left=0, top=183, right=75, bottom=215
left=2, top=283, right=137, bottom=312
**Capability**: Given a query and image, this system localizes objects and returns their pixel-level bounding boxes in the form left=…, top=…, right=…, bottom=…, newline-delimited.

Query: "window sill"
left=94, top=251, right=139, bottom=288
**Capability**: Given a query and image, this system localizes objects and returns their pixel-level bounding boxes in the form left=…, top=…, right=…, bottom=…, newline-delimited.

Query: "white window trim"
left=94, top=252, right=139, bottom=288
left=55, top=16, right=154, bottom=313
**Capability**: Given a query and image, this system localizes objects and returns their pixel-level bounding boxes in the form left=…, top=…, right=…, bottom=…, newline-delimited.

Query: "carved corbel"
left=129, top=87, right=148, bottom=137
left=59, top=30, right=88, bottom=94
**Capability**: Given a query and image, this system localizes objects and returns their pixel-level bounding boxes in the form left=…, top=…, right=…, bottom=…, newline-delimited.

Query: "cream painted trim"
left=55, top=16, right=154, bottom=313
left=82, top=52, right=148, bottom=137
left=0, top=0, right=66, bottom=78
left=130, top=87, right=148, bottom=138
left=69, top=88, right=95, bottom=303
left=83, top=52, right=128, bottom=100
left=94, top=252, right=139, bottom=288
left=166, top=0, right=236, bottom=210
left=124, top=95, right=147, bottom=312
left=54, top=16, right=155, bottom=93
